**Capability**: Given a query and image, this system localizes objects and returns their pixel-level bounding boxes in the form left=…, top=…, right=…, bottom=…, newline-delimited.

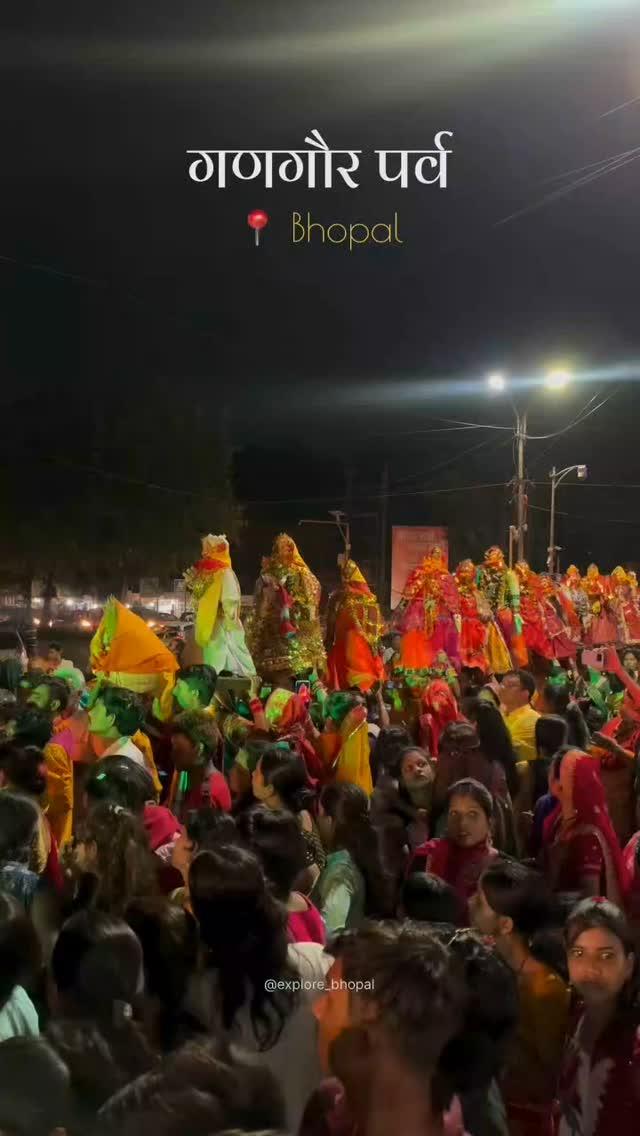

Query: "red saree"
left=555, top=1009, right=640, bottom=1135
left=410, top=834, right=497, bottom=918
left=418, top=679, right=464, bottom=755
left=543, top=750, right=629, bottom=906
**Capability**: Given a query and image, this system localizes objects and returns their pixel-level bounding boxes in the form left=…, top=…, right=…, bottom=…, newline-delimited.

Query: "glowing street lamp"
left=486, top=371, right=507, bottom=391
left=485, top=363, right=574, bottom=563
left=547, top=464, right=588, bottom=574
left=544, top=367, right=572, bottom=390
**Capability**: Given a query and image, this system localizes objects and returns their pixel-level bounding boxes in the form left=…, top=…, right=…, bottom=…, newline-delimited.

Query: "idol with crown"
left=392, top=545, right=461, bottom=675
left=247, top=533, right=326, bottom=682
left=184, top=534, right=256, bottom=677
left=326, top=555, right=385, bottom=692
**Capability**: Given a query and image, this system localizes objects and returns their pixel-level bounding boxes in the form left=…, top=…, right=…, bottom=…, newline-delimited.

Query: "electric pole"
left=515, top=410, right=528, bottom=563
left=379, top=460, right=389, bottom=607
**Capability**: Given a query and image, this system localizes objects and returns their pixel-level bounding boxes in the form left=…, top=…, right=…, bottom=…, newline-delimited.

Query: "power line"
left=0, top=251, right=220, bottom=342
left=532, top=482, right=640, bottom=490
left=524, top=394, right=615, bottom=440
left=526, top=388, right=606, bottom=472
left=3, top=442, right=509, bottom=506
left=598, top=96, right=640, bottom=120
left=392, top=433, right=510, bottom=487
left=395, top=391, right=614, bottom=491
left=244, top=481, right=509, bottom=507
left=432, top=416, right=512, bottom=432
left=494, top=148, right=640, bottom=228
left=537, top=146, right=640, bottom=184
left=359, top=422, right=487, bottom=441
left=530, top=503, right=640, bottom=526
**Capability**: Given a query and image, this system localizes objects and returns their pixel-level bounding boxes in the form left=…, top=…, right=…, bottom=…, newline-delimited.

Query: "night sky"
left=3, top=1, right=640, bottom=595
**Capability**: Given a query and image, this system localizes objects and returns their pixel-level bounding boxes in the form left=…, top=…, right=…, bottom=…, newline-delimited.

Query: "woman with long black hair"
left=46, top=909, right=155, bottom=1116
left=187, top=842, right=329, bottom=1131
left=557, top=898, right=640, bottom=1136
left=252, top=744, right=326, bottom=885
left=314, top=782, right=392, bottom=935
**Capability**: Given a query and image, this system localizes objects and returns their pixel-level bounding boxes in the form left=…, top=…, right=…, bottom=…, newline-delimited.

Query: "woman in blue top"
left=0, top=792, right=41, bottom=911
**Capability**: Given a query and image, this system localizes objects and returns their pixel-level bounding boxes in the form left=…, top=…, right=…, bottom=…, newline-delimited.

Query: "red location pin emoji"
left=248, top=209, right=269, bottom=247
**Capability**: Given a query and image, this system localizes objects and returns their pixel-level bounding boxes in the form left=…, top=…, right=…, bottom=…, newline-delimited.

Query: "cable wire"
left=391, top=432, right=509, bottom=487
left=524, top=394, right=615, bottom=440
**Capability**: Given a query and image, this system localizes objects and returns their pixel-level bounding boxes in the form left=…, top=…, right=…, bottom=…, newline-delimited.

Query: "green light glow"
left=6, top=2, right=637, bottom=74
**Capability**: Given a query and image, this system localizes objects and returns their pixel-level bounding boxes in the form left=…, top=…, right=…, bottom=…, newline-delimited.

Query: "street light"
left=545, top=368, right=572, bottom=391
left=487, top=371, right=507, bottom=392
left=485, top=366, right=574, bottom=564
left=547, top=464, right=588, bottom=575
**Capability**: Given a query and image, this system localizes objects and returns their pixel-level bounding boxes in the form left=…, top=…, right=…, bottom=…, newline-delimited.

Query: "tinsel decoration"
left=278, top=583, right=298, bottom=640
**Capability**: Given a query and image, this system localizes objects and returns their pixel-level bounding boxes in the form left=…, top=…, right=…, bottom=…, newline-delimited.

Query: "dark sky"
left=3, top=1, right=640, bottom=592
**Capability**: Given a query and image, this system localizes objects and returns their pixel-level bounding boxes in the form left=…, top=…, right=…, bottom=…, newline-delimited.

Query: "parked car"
left=0, top=627, right=28, bottom=673
left=155, top=613, right=195, bottom=634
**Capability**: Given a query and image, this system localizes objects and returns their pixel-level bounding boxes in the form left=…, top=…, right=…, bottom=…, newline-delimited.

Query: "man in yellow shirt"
left=501, top=670, right=540, bottom=763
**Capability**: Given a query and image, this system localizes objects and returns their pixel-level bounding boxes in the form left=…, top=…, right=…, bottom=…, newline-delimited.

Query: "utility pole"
left=546, top=464, right=588, bottom=574
left=487, top=367, right=585, bottom=568
left=298, top=511, right=351, bottom=558
left=379, top=460, right=389, bottom=607
left=515, top=410, right=528, bottom=563
left=344, top=464, right=354, bottom=532
left=548, top=466, right=558, bottom=575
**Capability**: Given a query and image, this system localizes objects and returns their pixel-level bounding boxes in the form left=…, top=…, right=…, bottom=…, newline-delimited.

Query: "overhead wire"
left=2, top=443, right=510, bottom=506
left=524, top=393, right=616, bottom=441
left=244, top=481, right=510, bottom=507
left=598, top=95, right=640, bottom=120
left=391, top=432, right=510, bottom=488
left=358, top=422, right=489, bottom=441
left=494, top=147, right=640, bottom=228
left=536, top=145, right=640, bottom=185
left=529, top=503, right=640, bottom=527
left=525, top=389, right=606, bottom=475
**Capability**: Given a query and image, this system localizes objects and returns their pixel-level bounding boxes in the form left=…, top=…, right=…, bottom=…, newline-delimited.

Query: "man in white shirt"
left=47, top=642, right=74, bottom=674
left=88, top=685, right=146, bottom=767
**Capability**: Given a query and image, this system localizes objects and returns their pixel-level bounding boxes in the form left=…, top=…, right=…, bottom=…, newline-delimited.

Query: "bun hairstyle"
left=84, top=756, right=156, bottom=813
left=47, top=909, right=154, bottom=1110
left=446, top=778, right=494, bottom=821
left=235, top=805, right=307, bottom=902
left=258, top=746, right=314, bottom=815
left=481, top=858, right=567, bottom=977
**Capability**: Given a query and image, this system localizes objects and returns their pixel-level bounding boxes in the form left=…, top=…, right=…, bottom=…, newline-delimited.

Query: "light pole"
left=298, top=509, right=351, bottom=558
left=487, top=367, right=573, bottom=566
left=547, top=464, right=588, bottom=575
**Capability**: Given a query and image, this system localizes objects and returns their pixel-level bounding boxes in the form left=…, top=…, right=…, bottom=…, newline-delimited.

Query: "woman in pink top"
left=288, top=894, right=326, bottom=946
left=236, top=805, right=326, bottom=945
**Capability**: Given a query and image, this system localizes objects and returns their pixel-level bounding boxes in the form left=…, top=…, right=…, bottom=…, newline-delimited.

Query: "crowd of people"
left=1, top=534, right=640, bottom=1136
